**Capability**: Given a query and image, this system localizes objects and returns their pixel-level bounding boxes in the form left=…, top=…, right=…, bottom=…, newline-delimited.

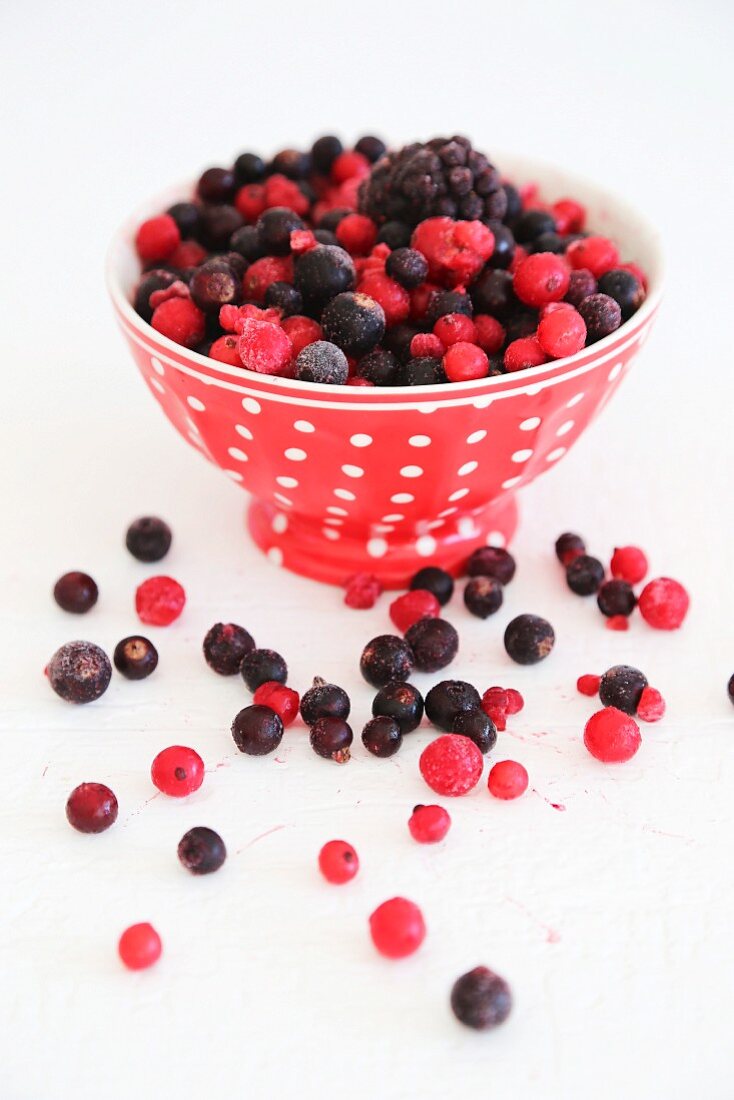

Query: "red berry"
left=487, top=760, right=528, bottom=800
left=135, top=214, right=180, bottom=263
left=369, top=897, right=426, bottom=958
left=482, top=686, right=509, bottom=715
left=135, top=575, right=186, bottom=626
left=149, top=280, right=190, bottom=310
left=253, top=681, right=300, bottom=726
left=504, top=688, right=524, bottom=715
left=209, top=334, right=241, bottom=366
left=566, top=236, right=620, bottom=278
left=504, top=336, right=548, bottom=373
left=390, top=589, right=441, bottom=633
left=235, top=183, right=267, bottom=222
left=344, top=572, right=383, bottom=609
left=242, top=255, right=294, bottom=302
left=263, top=174, right=310, bottom=216
left=151, top=297, right=205, bottom=349
left=610, top=545, right=649, bottom=585
left=433, top=313, right=477, bottom=347
left=237, top=318, right=293, bottom=375
left=336, top=213, right=377, bottom=255
left=410, top=281, right=441, bottom=321
left=537, top=306, right=586, bottom=358
left=584, top=707, right=641, bottom=762
left=410, top=332, right=445, bottom=358
left=118, top=922, right=162, bottom=970
left=513, top=253, right=570, bottom=308
left=443, top=341, right=489, bottom=383
left=168, top=240, right=208, bottom=270
left=408, top=804, right=451, bottom=844
left=151, top=745, right=204, bottom=796
left=290, top=228, right=317, bottom=254
left=66, top=782, right=118, bottom=833
left=331, top=150, right=370, bottom=184
left=638, top=577, right=689, bottom=630
left=419, top=734, right=483, bottom=797
left=473, top=314, right=506, bottom=355
left=357, top=271, right=411, bottom=325
left=346, top=376, right=374, bottom=387
left=318, top=839, right=359, bottom=884
left=551, top=198, right=586, bottom=234
left=577, top=673, right=601, bottom=697
left=411, top=217, right=494, bottom=287
left=605, top=615, right=630, bottom=631
left=637, top=686, right=666, bottom=723
left=281, top=315, right=322, bottom=357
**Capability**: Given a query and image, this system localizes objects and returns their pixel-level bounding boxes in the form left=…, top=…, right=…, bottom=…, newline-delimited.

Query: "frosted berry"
left=466, top=546, right=515, bottom=585
left=167, top=201, right=200, bottom=238
left=390, top=589, right=441, bottom=633
left=369, top=897, right=426, bottom=958
left=47, top=641, right=112, bottom=704
left=396, top=356, right=447, bottom=386
left=408, top=804, right=451, bottom=844
left=597, top=580, right=636, bottom=618
left=599, top=665, right=648, bottom=715
left=53, top=571, right=98, bottom=614
left=362, top=715, right=402, bottom=757
left=241, top=648, right=288, bottom=691
left=336, top=213, right=377, bottom=255
left=537, top=306, right=586, bottom=358
left=567, top=235, right=620, bottom=278
left=135, top=214, right=180, bottom=263
left=114, top=635, right=158, bottom=680
left=610, top=546, right=648, bottom=585
left=503, top=615, right=555, bottom=665
left=238, top=318, right=293, bottom=376
left=318, top=840, right=359, bottom=884
left=555, top=531, right=585, bottom=566
left=505, top=689, right=524, bottom=715
left=231, top=705, right=284, bottom=755
left=584, top=707, right=641, bottom=763
left=209, top=335, right=241, bottom=365
left=151, top=297, right=205, bottom=348
left=178, top=827, right=226, bottom=874
left=409, top=566, right=454, bottom=606
left=203, top=622, right=255, bottom=675
left=294, top=340, right=349, bottom=385
left=256, top=206, right=304, bottom=255
left=234, top=151, right=266, bottom=184
left=253, top=681, right=300, bottom=726
left=198, top=204, right=243, bottom=250
left=264, top=281, right=303, bottom=317
left=565, top=268, right=597, bottom=307
left=480, top=686, right=509, bottom=730
left=513, top=252, right=569, bottom=308
left=473, top=314, right=506, bottom=354
left=464, top=576, right=503, bottom=618
left=301, top=677, right=350, bottom=724
left=344, top=572, right=383, bottom=609
left=425, top=288, right=474, bottom=326
left=135, top=576, right=186, bottom=626
left=118, top=923, right=162, bottom=970
left=151, top=745, right=204, bottom=795
left=385, top=247, right=428, bottom=289
left=637, top=686, right=666, bottom=723
left=294, top=245, right=356, bottom=310
left=372, top=681, right=424, bottom=734
left=66, top=782, right=118, bottom=833
left=577, top=674, right=601, bottom=697
left=126, top=516, right=172, bottom=562
left=420, top=734, right=483, bottom=796
left=566, top=555, right=605, bottom=596
left=578, top=294, right=622, bottom=343
left=360, top=635, right=415, bottom=687
left=405, top=618, right=458, bottom=673
left=452, top=708, right=496, bottom=753
left=190, top=259, right=241, bottom=313
left=310, top=716, right=353, bottom=763
left=451, top=967, right=512, bottom=1030
left=638, top=577, right=689, bottom=630
left=504, top=336, right=548, bottom=373
left=355, top=349, right=399, bottom=385
left=425, top=680, right=481, bottom=731
left=411, top=217, right=494, bottom=287
left=443, top=341, right=489, bottom=382
left=597, top=268, right=645, bottom=319
left=488, top=759, right=528, bottom=799
left=322, top=292, right=385, bottom=357
left=434, top=313, right=477, bottom=346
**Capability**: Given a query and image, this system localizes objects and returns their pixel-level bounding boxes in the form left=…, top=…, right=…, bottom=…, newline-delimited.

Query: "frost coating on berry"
left=503, top=614, right=555, bottom=665
left=405, top=618, right=458, bottom=673
left=419, top=734, right=483, bottom=796
left=360, top=635, right=415, bottom=687
left=135, top=576, right=186, bottom=627
left=599, top=664, right=648, bottom=715
left=638, top=577, right=690, bottom=630
left=637, top=686, right=666, bottom=723
left=426, top=680, right=481, bottom=731
left=47, top=641, right=112, bottom=704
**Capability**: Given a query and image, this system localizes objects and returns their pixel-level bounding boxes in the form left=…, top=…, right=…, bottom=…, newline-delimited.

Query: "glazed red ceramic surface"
left=107, top=156, right=662, bottom=587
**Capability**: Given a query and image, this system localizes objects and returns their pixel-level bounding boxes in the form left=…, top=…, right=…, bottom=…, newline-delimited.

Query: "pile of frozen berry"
left=131, top=134, right=647, bottom=385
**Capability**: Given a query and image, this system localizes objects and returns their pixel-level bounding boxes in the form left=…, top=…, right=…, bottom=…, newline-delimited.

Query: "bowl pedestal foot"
left=247, top=494, right=519, bottom=589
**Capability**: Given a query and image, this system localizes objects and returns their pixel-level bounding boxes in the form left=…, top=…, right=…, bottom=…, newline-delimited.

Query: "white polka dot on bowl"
left=556, top=420, right=575, bottom=437
left=242, top=397, right=261, bottom=414
left=409, top=435, right=431, bottom=448
left=608, top=362, right=623, bottom=380
left=187, top=395, right=206, bottom=411
left=267, top=547, right=283, bottom=566
left=449, top=488, right=469, bottom=502
left=271, top=513, right=288, bottom=534
left=546, top=447, right=567, bottom=462
left=285, top=448, right=307, bottom=462
left=511, top=449, right=533, bottom=464
left=487, top=531, right=506, bottom=547
left=322, top=528, right=340, bottom=541
left=294, top=419, right=315, bottom=433
left=519, top=416, right=541, bottom=431
left=566, top=392, right=585, bottom=408
left=415, top=535, right=437, bottom=557
left=400, top=465, right=423, bottom=478
left=341, top=464, right=364, bottom=478
left=227, top=447, right=248, bottom=462
left=276, top=476, right=298, bottom=489
left=501, top=476, right=522, bottom=490
left=235, top=423, right=254, bottom=440
left=150, top=377, right=165, bottom=395
left=349, top=433, right=372, bottom=448
left=466, top=429, right=486, bottom=444
left=391, top=493, right=414, bottom=504
left=458, top=461, right=478, bottom=476
left=367, top=537, right=388, bottom=558
left=150, top=356, right=165, bottom=376
left=327, top=506, right=348, bottom=516
left=334, top=488, right=356, bottom=501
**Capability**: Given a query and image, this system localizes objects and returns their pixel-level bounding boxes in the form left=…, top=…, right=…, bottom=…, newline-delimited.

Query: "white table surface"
left=2, top=2, right=733, bottom=1097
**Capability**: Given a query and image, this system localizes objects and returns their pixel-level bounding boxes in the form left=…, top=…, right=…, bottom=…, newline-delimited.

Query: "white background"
left=2, top=2, right=733, bottom=1097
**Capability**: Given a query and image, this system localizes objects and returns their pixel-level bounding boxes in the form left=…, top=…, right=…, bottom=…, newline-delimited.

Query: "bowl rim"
left=106, top=151, right=664, bottom=402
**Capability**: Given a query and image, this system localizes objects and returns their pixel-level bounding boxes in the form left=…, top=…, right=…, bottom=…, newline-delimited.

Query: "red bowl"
left=107, top=154, right=662, bottom=587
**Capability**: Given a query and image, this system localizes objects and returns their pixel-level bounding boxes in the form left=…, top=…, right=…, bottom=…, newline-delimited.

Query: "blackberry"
left=513, top=209, right=556, bottom=243
left=134, top=270, right=178, bottom=322
left=197, top=204, right=244, bottom=250
left=451, top=967, right=512, bottom=1030
left=409, top=566, right=454, bottom=607
left=294, top=245, right=356, bottom=311
left=300, top=677, right=351, bottom=725
left=355, top=135, right=386, bottom=163
left=294, top=341, right=349, bottom=385
left=126, top=516, right=172, bottom=562
left=470, top=268, right=516, bottom=320
left=371, top=681, right=424, bottom=733
left=310, top=717, right=353, bottom=763
left=504, top=614, right=555, bottom=665
left=166, top=202, right=200, bottom=239
left=190, top=259, right=241, bottom=313
left=597, top=580, right=637, bottom=618
left=599, top=665, right=648, bottom=715
left=425, top=289, right=473, bottom=326
left=466, top=546, right=516, bottom=585
left=178, top=827, right=226, bottom=874
left=53, top=571, right=98, bottom=614
left=486, top=223, right=515, bottom=269
left=463, top=577, right=504, bottom=619
left=322, top=292, right=385, bottom=356
left=578, top=293, right=622, bottom=343
left=203, top=623, right=255, bottom=676
left=385, top=248, right=429, bottom=289
left=311, top=135, right=343, bottom=175
left=566, top=555, right=605, bottom=596
left=230, top=225, right=266, bottom=263
left=113, top=635, right=158, bottom=680
left=234, top=151, right=266, bottom=185
left=597, top=269, right=645, bottom=319
left=405, top=618, right=459, bottom=673
left=360, top=635, right=415, bottom=688
left=264, top=281, right=303, bottom=317
left=425, top=680, right=481, bottom=731
left=396, top=357, right=447, bottom=386
left=452, top=708, right=496, bottom=754
left=362, top=716, right=402, bottom=758
left=256, top=207, right=304, bottom=255
left=317, top=208, right=351, bottom=232
left=270, top=148, right=311, bottom=179
left=197, top=166, right=236, bottom=204
left=356, top=349, right=399, bottom=386
left=47, top=641, right=112, bottom=704
left=231, top=704, right=284, bottom=755
left=565, top=269, right=597, bottom=307
left=376, top=221, right=412, bottom=249
left=358, top=136, right=505, bottom=227
left=241, top=648, right=288, bottom=691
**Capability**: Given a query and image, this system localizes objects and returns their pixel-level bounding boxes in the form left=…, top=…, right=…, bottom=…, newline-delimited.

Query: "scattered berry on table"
left=566, top=554, right=605, bottom=596
left=487, top=759, right=528, bottom=799
left=505, top=688, right=524, bottom=714
left=47, top=641, right=112, bottom=704
left=253, top=681, right=300, bottom=726
left=463, top=576, right=504, bottom=619
left=638, top=577, right=690, bottom=630
left=113, top=635, right=158, bottom=680
left=231, top=705, right=284, bottom=756
left=125, top=516, right=172, bottom=562
left=409, top=566, right=454, bottom=606
left=425, top=680, right=482, bottom=731
left=66, top=782, right=118, bottom=833
left=390, top=589, right=441, bottom=633
left=503, top=614, right=555, bottom=665
left=370, top=681, right=424, bottom=735
left=419, top=734, right=484, bottom=796
left=301, top=677, right=351, bottom=724
left=362, top=715, right=403, bottom=757
left=404, top=618, right=459, bottom=672
left=318, top=840, right=359, bottom=883
left=599, top=664, right=648, bottom=715
left=555, top=532, right=586, bottom=566
left=584, top=707, right=641, bottom=763
left=597, top=579, right=637, bottom=618
left=577, top=673, right=601, bottom=697
left=118, top=923, right=162, bottom=971
left=466, top=546, right=516, bottom=585
left=294, top=340, right=349, bottom=385
left=451, top=967, right=512, bottom=1030
left=178, top=826, right=227, bottom=874
left=369, top=897, right=426, bottom=959
left=360, top=635, right=415, bottom=687
left=53, top=571, right=98, bottom=614
left=606, top=615, right=630, bottom=631
left=344, top=572, right=383, bottom=609
left=637, top=686, right=666, bottom=723
left=203, top=622, right=255, bottom=676
left=481, top=686, right=510, bottom=730
left=452, top=708, right=497, bottom=754
left=610, top=545, right=649, bottom=585
left=135, top=575, right=186, bottom=626
left=241, top=648, right=288, bottom=691
left=310, top=716, right=353, bottom=763
left=727, top=674, right=734, bottom=706
left=408, top=804, right=451, bottom=843
left=151, top=745, right=204, bottom=796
